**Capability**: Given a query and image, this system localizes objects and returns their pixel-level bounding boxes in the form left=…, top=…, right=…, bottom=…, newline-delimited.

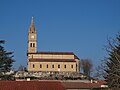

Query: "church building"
left=27, top=17, right=80, bottom=73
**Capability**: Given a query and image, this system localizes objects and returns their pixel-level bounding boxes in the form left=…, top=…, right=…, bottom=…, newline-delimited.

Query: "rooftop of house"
left=29, top=58, right=76, bottom=62
left=0, top=80, right=65, bottom=90
left=0, top=80, right=107, bottom=90
left=62, top=82, right=106, bottom=89
left=28, top=52, right=74, bottom=55
left=28, top=51, right=80, bottom=59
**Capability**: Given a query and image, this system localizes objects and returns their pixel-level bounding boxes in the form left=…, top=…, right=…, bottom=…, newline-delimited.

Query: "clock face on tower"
left=31, top=35, right=34, bottom=39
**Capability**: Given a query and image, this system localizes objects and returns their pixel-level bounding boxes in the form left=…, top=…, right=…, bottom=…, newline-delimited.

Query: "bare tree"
left=93, top=60, right=106, bottom=79
left=81, top=59, right=93, bottom=76
left=18, top=65, right=27, bottom=71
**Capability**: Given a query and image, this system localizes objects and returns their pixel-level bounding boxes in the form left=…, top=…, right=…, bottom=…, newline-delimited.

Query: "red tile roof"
left=62, top=81, right=106, bottom=89
left=0, top=81, right=65, bottom=90
left=29, top=58, right=76, bottom=62
left=97, top=80, right=107, bottom=84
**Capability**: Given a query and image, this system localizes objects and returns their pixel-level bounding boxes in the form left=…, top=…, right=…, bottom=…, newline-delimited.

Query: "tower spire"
left=28, top=16, right=37, bottom=53
left=31, top=16, right=34, bottom=26
left=29, top=16, right=36, bottom=33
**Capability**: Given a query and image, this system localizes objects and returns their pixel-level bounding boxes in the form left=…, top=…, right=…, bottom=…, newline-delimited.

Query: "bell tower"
left=28, top=17, right=37, bottom=53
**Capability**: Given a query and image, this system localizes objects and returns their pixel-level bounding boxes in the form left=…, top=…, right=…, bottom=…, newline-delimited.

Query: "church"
left=27, top=17, right=80, bottom=73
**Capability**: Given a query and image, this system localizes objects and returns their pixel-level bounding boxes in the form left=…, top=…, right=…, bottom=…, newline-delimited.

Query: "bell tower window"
left=30, top=43, right=32, bottom=47
left=30, top=43, right=35, bottom=47
left=33, top=43, right=35, bottom=47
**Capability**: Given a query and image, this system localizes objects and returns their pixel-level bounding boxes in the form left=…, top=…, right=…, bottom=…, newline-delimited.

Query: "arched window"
left=64, top=65, right=66, bottom=68
left=40, top=64, right=42, bottom=68
left=33, top=64, right=35, bottom=68
left=58, top=64, right=60, bottom=68
left=33, top=43, right=35, bottom=47
left=46, top=64, right=48, bottom=68
left=52, top=64, right=54, bottom=68
left=71, top=65, right=73, bottom=68
left=30, top=43, right=32, bottom=47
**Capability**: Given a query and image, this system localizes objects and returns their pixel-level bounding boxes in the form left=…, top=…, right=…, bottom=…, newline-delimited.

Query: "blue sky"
left=0, top=0, right=120, bottom=69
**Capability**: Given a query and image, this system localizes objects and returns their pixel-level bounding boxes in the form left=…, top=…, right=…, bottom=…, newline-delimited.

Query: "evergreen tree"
left=104, top=34, right=120, bottom=89
left=0, top=40, right=15, bottom=79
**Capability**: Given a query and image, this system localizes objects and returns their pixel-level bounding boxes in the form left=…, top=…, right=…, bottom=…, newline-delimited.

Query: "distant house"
left=27, top=17, right=80, bottom=73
